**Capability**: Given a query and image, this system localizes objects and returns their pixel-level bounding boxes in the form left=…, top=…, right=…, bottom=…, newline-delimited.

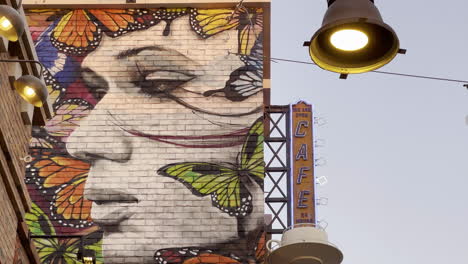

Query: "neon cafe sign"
left=289, top=101, right=316, bottom=225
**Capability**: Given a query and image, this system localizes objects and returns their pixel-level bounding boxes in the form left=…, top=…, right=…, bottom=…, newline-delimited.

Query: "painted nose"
left=66, top=108, right=132, bottom=163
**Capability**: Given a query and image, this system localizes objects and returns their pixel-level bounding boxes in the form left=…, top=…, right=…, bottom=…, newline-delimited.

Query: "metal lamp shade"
left=0, top=5, right=25, bottom=42
left=307, top=0, right=400, bottom=74
left=267, top=226, right=343, bottom=264
left=14, top=75, right=48, bottom=107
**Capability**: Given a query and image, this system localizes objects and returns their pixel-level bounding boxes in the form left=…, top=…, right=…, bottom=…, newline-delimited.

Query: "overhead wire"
left=268, top=57, right=468, bottom=87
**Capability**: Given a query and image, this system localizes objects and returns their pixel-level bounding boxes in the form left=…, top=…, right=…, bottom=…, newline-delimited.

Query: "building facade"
left=23, top=1, right=270, bottom=263
left=0, top=0, right=51, bottom=263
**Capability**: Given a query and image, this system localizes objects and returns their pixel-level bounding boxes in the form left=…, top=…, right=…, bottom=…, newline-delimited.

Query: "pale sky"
left=271, top=0, right=468, bottom=263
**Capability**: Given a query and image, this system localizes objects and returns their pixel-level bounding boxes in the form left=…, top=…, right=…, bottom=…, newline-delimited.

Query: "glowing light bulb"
left=24, top=86, right=36, bottom=97
left=0, top=17, right=12, bottom=30
left=83, top=256, right=95, bottom=264
left=330, top=29, right=369, bottom=51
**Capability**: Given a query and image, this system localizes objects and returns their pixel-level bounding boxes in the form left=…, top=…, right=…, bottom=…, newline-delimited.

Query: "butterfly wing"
left=87, top=9, right=136, bottom=37
left=26, top=202, right=57, bottom=236
left=27, top=203, right=102, bottom=263
left=28, top=152, right=93, bottom=226
left=45, top=99, right=92, bottom=138
left=240, top=49, right=263, bottom=75
left=239, top=118, right=265, bottom=187
left=155, top=248, right=240, bottom=264
left=54, top=176, right=91, bottom=222
left=30, top=129, right=60, bottom=149
left=89, top=8, right=188, bottom=37
left=154, top=248, right=209, bottom=264
left=42, top=69, right=66, bottom=108
left=205, top=66, right=262, bottom=102
left=51, top=9, right=102, bottom=54
left=158, top=162, right=252, bottom=216
left=234, top=7, right=263, bottom=55
left=189, top=8, right=239, bottom=38
left=183, top=253, right=240, bottom=264
left=25, top=202, right=62, bottom=263
left=255, top=231, right=266, bottom=263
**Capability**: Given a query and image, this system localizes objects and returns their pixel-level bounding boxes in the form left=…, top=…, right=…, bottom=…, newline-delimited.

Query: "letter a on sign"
left=295, top=144, right=308, bottom=161
left=290, top=101, right=316, bottom=225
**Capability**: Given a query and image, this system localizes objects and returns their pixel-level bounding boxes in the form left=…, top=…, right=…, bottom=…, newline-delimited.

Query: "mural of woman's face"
left=66, top=16, right=264, bottom=263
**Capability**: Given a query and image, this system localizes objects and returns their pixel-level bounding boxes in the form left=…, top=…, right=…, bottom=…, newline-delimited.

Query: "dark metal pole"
left=285, top=105, right=292, bottom=228
left=0, top=59, right=44, bottom=78
left=16, top=0, right=23, bottom=10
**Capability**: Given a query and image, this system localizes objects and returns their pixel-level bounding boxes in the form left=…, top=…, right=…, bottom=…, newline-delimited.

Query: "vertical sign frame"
left=289, top=101, right=316, bottom=226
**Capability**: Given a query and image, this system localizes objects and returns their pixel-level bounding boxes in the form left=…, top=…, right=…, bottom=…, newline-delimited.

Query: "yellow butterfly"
left=190, top=7, right=263, bottom=55
left=158, top=118, right=264, bottom=217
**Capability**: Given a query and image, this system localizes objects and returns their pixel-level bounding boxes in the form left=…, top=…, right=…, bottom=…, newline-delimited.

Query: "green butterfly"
left=25, top=202, right=103, bottom=264
left=158, top=118, right=264, bottom=217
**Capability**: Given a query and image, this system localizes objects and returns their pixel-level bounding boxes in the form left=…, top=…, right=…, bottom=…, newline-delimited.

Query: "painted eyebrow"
left=116, top=46, right=168, bottom=59
left=116, top=45, right=194, bottom=61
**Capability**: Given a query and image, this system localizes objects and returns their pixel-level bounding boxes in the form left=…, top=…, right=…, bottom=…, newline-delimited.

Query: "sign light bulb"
left=0, top=16, right=12, bottom=30
left=24, top=86, right=36, bottom=97
left=330, top=29, right=369, bottom=51
left=316, top=176, right=328, bottom=186
left=316, top=197, right=329, bottom=206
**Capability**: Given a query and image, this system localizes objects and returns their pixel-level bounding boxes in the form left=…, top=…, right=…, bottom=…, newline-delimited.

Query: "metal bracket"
left=398, top=48, right=407, bottom=54
left=0, top=59, right=45, bottom=79
left=339, top=73, right=348, bottom=79
left=303, top=41, right=311, bottom=47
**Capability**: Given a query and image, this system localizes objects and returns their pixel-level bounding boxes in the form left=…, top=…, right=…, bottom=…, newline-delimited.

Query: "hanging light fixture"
left=266, top=224, right=343, bottom=264
left=14, top=75, right=47, bottom=107
left=0, top=59, right=48, bottom=107
left=0, top=3, right=25, bottom=42
left=82, top=256, right=96, bottom=264
left=78, top=248, right=96, bottom=264
left=304, top=0, right=404, bottom=76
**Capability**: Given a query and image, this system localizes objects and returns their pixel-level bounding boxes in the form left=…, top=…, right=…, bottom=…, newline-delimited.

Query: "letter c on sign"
left=295, top=121, right=309, bottom=138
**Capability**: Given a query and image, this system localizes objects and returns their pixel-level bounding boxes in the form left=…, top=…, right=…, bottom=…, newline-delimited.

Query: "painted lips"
left=86, top=191, right=139, bottom=227
left=91, top=206, right=135, bottom=226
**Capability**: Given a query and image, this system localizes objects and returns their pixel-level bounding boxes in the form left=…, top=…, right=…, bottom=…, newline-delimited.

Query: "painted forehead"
left=42, top=7, right=263, bottom=56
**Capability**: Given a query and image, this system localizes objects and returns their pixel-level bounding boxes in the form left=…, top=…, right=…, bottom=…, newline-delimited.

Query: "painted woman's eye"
left=81, top=68, right=109, bottom=101
left=136, top=70, right=195, bottom=96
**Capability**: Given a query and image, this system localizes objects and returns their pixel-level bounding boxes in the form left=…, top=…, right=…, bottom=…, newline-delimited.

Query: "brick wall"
left=0, top=52, right=32, bottom=264
left=25, top=7, right=265, bottom=264
left=0, top=174, right=20, bottom=263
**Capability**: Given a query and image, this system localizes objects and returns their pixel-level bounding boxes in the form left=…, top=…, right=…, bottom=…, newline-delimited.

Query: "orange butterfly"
left=30, top=128, right=60, bottom=149
left=183, top=253, right=240, bottom=264
left=190, top=7, right=263, bottom=55
left=27, top=150, right=93, bottom=228
left=50, top=9, right=134, bottom=54
left=255, top=232, right=266, bottom=264
left=32, top=8, right=188, bottom=55
left=154, top=231, right=266, bottom=264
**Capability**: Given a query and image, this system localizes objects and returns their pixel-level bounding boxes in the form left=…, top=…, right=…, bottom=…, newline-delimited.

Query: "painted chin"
left=91, top=203, right=135, bottom=231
